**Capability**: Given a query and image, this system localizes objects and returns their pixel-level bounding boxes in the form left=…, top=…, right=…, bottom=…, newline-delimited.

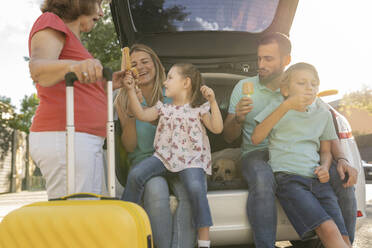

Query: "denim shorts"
left=275, top=172, right=348, bottom=239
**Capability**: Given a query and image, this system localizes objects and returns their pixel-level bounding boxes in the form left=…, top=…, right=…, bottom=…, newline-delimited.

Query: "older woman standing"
left=28, top=0, right=125, bottom=199
left=116, top=44, right=196, bottom=248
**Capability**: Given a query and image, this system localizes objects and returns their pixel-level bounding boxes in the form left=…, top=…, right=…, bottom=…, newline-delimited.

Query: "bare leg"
left=342, top=235, right=352, bottom=248
left=315, top=220, right=350, bottom=248
left=198, top=226, right=209, bottom=240
left=198, top=226, right=210, bottom=248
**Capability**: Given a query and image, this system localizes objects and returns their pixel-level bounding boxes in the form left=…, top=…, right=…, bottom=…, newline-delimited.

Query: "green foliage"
left=80, top=1, right=188, bottom=72
left=130, top=0, right=188, bottom=32
left=0, top=94, right=39, bottom=160
left=340, top=85, right=372, bottom=115
left=81, top=3, right=121, bottom=72
left=0, top=97, right=15, bottom=160
left=13, top=94, right=40, bottom=134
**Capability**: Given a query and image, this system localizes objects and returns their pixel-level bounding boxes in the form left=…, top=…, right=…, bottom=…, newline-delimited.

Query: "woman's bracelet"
left=127, top=113, right=134, bottom=118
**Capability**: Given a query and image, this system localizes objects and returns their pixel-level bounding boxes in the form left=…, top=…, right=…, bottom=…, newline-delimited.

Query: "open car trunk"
left=110, top=0, right=298, bottom=75
left=110, top=1, right=305, bottom=245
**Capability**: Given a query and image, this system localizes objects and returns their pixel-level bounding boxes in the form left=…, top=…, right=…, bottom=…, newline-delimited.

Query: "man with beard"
left=223, top=32, right=357, bottom=247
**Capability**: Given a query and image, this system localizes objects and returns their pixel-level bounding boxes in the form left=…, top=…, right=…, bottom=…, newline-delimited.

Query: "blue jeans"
left=123, top=156, right=213, bottom=228
left=241, top=149, right=277, bottom=248
left=275, top=173, right=348, bottom=239
left=241, top=149, right=357, bottom=247
left=328, top=162, right=357, bottom=243
left=143, top=176, right=196, bottom=248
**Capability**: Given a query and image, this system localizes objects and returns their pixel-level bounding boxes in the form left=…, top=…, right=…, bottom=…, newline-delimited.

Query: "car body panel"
left=363, top=161, right=372, bottom=180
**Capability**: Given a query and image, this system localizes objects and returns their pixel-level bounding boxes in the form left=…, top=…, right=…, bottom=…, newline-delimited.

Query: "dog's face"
left=211, top=158, right=237, bottom=182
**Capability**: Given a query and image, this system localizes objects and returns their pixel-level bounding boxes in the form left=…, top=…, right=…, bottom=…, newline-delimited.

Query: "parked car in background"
left=363, top=160, right=372, bottom=180
left=110, top=0, right=366, bottom=246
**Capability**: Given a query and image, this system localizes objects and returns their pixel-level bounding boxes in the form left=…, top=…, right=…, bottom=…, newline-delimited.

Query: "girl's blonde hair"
left=115, top=44, right=165, bottom=116
left=173, top=63, right=206, bottom=108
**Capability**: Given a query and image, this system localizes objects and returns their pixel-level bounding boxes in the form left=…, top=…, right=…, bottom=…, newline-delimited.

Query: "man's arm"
left=223, top=97, right=253, bottom=143
left=331, top=139, right=358, bottom=187
left=223, top=114, right=243, bottom=143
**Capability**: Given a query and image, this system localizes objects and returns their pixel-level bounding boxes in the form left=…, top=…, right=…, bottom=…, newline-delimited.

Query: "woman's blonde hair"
left=41, top=0, right=101, bottom=21
left=173, top=63, right=206, bottom=108
left=115, top=44, right=165, bottom=116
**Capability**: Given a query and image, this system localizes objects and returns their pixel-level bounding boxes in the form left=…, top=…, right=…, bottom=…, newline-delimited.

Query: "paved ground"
left=1, top=182, right=372, bottom=247
left=0, top=190, right=47, bottom=221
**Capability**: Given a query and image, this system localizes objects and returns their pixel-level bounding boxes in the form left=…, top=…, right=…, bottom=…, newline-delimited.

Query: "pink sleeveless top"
left=29, top=12, right=107, bottom=137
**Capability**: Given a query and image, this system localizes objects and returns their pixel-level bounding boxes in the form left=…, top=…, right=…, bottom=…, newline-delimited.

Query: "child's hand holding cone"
left=121, top=47, right=139, bottom=88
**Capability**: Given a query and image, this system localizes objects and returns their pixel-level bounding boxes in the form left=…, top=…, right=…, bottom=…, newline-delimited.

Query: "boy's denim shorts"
left=274, top=172, right=348, bottom=239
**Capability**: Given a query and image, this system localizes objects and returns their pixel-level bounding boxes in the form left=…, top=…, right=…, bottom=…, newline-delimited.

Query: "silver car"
left=111, top=0, right=366, bottom=246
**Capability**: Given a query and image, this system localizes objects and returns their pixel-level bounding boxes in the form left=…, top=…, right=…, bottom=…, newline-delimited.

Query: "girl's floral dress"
left=153, top=101, right=212, bottom=175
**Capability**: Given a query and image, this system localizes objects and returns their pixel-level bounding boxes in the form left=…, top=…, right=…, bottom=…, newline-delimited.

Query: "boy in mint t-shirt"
left=252, top=63, right=351, bottom=248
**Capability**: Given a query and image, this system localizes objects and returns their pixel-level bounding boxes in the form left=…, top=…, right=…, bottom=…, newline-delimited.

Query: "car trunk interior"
left=202, top=73, right=248, bottom=190
left=110, top=0, right=299, bottom=191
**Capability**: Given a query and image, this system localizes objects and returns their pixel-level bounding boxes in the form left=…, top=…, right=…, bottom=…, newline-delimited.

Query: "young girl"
left=121, top=63, right=223, bottom=248
left=251, top=63, right=351, bottom=248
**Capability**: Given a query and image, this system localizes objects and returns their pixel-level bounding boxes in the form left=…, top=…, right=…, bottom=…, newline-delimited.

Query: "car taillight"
left=357, top=211, right=363, bottom=217
left=332, top=112, right=353, bottom=139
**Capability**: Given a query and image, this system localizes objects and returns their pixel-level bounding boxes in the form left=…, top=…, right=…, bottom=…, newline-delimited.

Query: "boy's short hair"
left=281, top=62, right=320, bottom=86
left=258, top=32, right=292, bottom=56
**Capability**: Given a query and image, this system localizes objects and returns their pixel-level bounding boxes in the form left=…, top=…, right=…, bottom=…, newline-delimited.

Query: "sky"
left=1, top=0, right=371, bottom=112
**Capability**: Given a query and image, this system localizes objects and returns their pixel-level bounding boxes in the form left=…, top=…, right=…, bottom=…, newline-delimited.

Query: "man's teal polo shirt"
left=228, top=76, right=283, bottom=157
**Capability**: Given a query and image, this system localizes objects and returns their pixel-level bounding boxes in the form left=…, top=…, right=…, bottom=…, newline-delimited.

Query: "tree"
left=81, top=3, right=121, bottom=71
left=80, top=1, right=188, bottom=71
left=130, top=0, right=188, bottom=33
left=339, top=85, right=372, bottom=115
left=13, top=94, right=40, bottom=134
left=0, top=97, right=15, bottom=160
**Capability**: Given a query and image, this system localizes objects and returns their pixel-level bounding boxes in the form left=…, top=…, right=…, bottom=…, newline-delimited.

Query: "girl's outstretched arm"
left=200, top=86, right=223, bottom=134
left=124, top=72, right=159, bottom=122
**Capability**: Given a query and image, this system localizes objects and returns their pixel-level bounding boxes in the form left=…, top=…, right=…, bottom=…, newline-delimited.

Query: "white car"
left=362, top=160, right=372, bottom=181
left=110, top=0, right=366, bottom=246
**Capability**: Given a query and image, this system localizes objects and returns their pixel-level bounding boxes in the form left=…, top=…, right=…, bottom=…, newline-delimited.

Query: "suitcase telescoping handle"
left=64, top=68, right=116, bottom=197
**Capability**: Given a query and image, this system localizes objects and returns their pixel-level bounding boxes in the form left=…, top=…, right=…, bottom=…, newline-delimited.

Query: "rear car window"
left=129, top=0, right=279, bottom=33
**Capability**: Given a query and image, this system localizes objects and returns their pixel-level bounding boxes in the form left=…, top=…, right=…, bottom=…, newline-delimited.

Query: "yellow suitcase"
left=0, top=69, right=153, bottom=248
left=0, top=194, right=153, bottom=248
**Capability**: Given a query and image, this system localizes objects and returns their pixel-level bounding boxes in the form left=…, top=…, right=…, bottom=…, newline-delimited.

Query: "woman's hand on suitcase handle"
left=69, top=59, right=103, bottom=84
left=65, top=66, right=114, bottom=87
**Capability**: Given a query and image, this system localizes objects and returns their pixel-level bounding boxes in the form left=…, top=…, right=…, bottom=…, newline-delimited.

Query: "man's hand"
left=337, top=159, right=358, bottom=187
left=314, top=165, right=330, bottom=183
left=235, top=97, right=253, bottom=123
